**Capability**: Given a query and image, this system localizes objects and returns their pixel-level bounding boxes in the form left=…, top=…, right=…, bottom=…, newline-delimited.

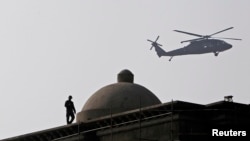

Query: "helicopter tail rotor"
left=147, top=36, right=162, bottom=50
left=150, top=45, right=153, bottom=50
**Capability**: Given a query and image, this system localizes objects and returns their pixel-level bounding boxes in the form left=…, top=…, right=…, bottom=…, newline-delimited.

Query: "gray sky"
left=0, top=0, right=249, bottom=139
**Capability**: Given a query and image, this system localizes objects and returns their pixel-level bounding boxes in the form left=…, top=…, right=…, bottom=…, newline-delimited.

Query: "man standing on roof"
left=65, top=95, right=76, bottom=124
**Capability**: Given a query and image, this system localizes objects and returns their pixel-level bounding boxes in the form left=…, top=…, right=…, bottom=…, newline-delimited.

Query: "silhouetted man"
left=65, top=95, right=76, bottom=124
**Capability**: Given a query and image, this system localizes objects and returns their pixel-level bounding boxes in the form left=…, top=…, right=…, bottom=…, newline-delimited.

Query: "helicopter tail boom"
left=154, top=45, right=167, bottom=57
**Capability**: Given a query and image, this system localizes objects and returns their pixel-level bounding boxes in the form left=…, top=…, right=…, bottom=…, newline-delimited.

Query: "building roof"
left=2, top=100, right=250, bottom=141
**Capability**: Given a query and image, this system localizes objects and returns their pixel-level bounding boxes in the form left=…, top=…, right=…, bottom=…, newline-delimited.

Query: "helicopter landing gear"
left=214, top=52, right=219, bottom=56
left=169, top=56, right=173, bottom=61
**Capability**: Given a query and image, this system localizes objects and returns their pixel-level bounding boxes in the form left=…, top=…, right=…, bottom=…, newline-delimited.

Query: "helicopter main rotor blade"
left=180, top=37, right=204, bottom=43
left=213, top=37, right=242, bottom=40
left=209, top=27, right=234, bottom=36
left=173, top=30, right=203, bottom=37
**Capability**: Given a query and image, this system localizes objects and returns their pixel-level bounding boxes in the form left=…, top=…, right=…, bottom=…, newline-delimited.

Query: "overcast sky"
left=0, top=0, right=249, bottom=139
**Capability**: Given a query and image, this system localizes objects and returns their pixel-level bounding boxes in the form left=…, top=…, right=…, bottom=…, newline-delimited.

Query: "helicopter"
left=147, top=27, right=241, bottom=61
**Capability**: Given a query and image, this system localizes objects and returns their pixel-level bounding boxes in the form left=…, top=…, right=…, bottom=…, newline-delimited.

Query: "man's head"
left=68, top=95, right=73, bottom=100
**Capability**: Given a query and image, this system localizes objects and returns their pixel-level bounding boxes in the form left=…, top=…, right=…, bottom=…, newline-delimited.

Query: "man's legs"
left=66, top=114, right=70, bottom=124
left=69, top=113, right=75, bottom=124
left=66, top=112, right=75, bottom=124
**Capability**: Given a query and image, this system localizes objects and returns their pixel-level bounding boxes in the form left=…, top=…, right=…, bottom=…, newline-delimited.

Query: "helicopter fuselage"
left=165, top=39, right=232, bottom=56
left=153, top=39, right=232, bottom=60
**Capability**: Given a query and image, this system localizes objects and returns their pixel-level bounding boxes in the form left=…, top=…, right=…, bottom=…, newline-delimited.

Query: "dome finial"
left=117, top=69, right=134, bottom=83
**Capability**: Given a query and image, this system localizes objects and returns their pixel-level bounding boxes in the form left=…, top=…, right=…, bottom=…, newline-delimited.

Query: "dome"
left=76, top=69, right=161, bottom=122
